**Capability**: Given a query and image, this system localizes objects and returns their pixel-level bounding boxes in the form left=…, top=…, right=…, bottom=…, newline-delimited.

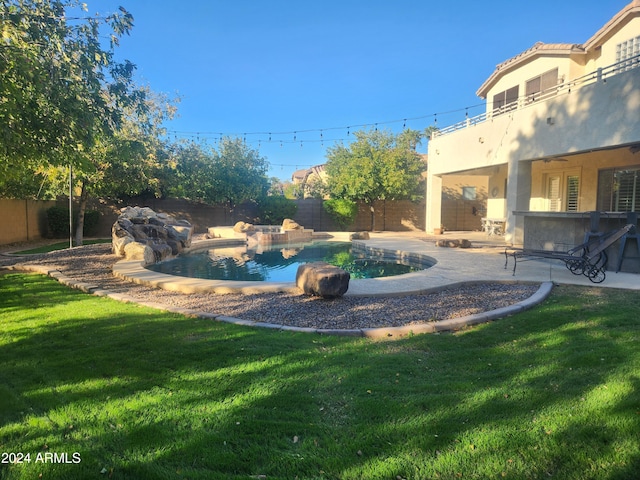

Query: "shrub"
left=323, top=198, right=358, bottom=230
left=46, top=205, right=71, bottom=238
left=256, top=196, right=298, bottom=225
left=46, top=206, right=101, bottom=238
left=83, top=210, right=100, bottom=236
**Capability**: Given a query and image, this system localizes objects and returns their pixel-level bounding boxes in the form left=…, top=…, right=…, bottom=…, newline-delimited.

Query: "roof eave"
left=583, top=0, right=640, bottom=50
left=476, top=44, right=581, bottom=99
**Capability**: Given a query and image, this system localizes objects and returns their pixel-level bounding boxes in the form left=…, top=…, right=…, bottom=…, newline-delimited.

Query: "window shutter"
left=505, top=86, right=519, bottom=109
left=566, top=175, right=579, bottom=212
left=597, top=169, right=614, bottom=211
left=540, top=68, right=558, bottom=93
left=615, top=170, right=639, bottom=212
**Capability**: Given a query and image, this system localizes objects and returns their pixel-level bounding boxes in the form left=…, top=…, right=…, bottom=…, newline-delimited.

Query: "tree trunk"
left=74, top=180, right=88, bottom=247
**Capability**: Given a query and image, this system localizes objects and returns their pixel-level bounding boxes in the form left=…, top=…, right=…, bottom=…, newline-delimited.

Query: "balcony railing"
left=432, top=54, right=640, bottom=139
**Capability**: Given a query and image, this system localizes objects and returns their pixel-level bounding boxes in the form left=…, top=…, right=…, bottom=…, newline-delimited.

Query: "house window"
left=547, top=175, right=561, bottom=211
left=566, top=175, right=580, bottom=212
left=616, top=36, right=640, bottom=71
left=545, top=172, right=580, bottom=212
left=492, top=85, right=519, bottom=115
left=462, top=186, right=476, bottom=200
left=597, top=166, right=640, bottom=212
left=525, top=68, right=559, bottom=102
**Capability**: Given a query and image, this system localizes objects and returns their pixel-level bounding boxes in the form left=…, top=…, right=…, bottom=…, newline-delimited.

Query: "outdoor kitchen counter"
left=513, top=211, right=639, bottom=273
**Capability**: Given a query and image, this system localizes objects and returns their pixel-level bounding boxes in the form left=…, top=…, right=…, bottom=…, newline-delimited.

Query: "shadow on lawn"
left=0, top=275, right=639, bottom=479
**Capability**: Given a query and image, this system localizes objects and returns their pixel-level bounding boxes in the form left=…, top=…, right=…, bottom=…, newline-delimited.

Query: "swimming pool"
left=146, top=241, right=432, bottom=282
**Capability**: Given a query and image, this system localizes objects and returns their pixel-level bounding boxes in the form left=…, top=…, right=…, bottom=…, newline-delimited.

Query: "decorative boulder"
left=282, top=218, right=303, bottom=231
left=112, top=206, right=193, bottom=265
left=123, top=242, right=155, bottom=265
left=233, top=221, right=255, bottom=233
left=435, top=239, right=472, bottom=248
left=112, top=235, right=134, bottom=256
left=350, top=231, right=370, bottom=240
left=296, top=262, right=350, bottom=298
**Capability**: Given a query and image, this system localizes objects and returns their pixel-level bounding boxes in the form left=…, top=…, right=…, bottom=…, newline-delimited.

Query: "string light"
left=166, top=102, right=487, bottom=148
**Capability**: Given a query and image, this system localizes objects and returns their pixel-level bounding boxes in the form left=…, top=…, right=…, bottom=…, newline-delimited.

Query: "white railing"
left=432, top=54, right=640, bottom=139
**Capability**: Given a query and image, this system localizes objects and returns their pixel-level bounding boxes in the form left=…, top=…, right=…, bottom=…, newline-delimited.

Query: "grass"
left=0, top=272, right=638, bottom=480
left=11, top=239, right=111, bottom=255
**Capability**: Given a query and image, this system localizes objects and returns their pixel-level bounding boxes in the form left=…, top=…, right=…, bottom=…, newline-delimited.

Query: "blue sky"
left=96, top=0, right=629, bottom=181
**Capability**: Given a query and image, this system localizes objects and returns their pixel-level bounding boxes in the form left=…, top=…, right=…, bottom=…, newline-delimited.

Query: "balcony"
left=432, top=54, right=640, bottom=139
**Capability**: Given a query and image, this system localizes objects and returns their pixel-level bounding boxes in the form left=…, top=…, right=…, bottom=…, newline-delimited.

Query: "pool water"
left=147, top=241, right=428, bottom=282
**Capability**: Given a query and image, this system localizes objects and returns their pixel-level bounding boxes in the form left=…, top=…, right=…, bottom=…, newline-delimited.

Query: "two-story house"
left=426, top=1, right=640, bottom=264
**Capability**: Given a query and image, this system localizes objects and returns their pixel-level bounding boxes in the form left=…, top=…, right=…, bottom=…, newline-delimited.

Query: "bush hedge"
left=46, top=206, right=101, bottom=238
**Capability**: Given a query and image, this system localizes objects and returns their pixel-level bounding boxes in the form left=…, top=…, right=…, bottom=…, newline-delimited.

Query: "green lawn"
left=0, top=272, right=638, bottom=480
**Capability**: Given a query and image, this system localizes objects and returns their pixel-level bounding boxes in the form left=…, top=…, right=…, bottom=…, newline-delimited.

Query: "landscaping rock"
left=296, top=262, right=350, bottom=298
left=123, top=242, right=155, bottom=265
left=112, top=206, right=193, bottom=264
left=350, top=231, right=370, bottom=240
left=282, top=218, right=303, bottom=231
left=149, top=242, right=173, bottom=262
left=435, top=239, right=472, bottom=248
left=233, top=221, right=255, bottom=233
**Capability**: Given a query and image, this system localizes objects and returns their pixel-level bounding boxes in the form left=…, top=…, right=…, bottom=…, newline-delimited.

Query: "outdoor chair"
left=504, top=224, right=634, bottom=283
left=616, top=212, right=640, bottom=273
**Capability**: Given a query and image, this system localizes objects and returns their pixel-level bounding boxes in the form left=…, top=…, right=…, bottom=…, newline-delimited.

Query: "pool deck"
left=113, top=230, right=640, bottom=296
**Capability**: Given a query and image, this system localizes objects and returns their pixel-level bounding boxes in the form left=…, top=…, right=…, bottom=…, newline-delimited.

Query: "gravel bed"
left=1, top=243, right=540, bottom=330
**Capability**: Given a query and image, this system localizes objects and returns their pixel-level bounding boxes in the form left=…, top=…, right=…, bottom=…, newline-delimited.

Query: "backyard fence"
left=0, top=199, right=57, bottom=245
left=1, top=197, right=427, bottom=246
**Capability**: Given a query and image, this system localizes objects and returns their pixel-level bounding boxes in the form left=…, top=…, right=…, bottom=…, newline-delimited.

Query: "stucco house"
left=291, top=164, right=328, bottom=198
left=426, top=1, right=640, bottom=266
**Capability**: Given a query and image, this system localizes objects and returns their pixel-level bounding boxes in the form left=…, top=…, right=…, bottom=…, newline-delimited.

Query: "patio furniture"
left=583, top=211, right=605, bottom=244
left=482, top=218, right=506, bottom=236
left=616, top=212, right=640, bottom=273
left=504, top=224, right=634, bottom=283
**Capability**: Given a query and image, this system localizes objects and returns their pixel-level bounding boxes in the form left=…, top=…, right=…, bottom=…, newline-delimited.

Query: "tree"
left=72, top=90, right=177, bottom=245
left=255, top=195, right=298, bottom=225
left=0, top=1, right=141, bottom=176
left=166, top=138, right=270, bottom=215
left=323, top=198, right=358, bottom=230
left=212, top=138, right=270, bottom=210
left=0, top=1, right=180, bottom=245
left=164, top=142, right=217, bottom=202
left=325, top=129, right=426, bottom=230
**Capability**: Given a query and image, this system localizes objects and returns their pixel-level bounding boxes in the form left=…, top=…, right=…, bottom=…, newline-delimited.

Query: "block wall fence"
left=0, top=197, right=426, bottom=246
